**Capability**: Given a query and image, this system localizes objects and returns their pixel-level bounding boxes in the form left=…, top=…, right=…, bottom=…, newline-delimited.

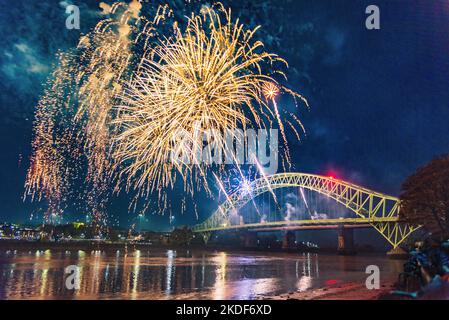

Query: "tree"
left=170, top=227, right=194, bottom=246
left=400, top=155, right=449, bottom=239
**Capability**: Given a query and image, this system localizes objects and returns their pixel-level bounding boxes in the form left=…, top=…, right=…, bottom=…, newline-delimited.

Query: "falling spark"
left=213, top=172, right=235, bottom=217
left=299, top=187, right=313, bottom=218
left=24, top=1, right=171, bottom=224
left=252, top=155, right=278, bottom=204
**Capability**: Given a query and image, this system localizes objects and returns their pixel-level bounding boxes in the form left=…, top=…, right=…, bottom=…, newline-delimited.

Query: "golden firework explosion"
left=262, top=82, right=280, bottom=100
left=113, top=3, right=308, bottom=198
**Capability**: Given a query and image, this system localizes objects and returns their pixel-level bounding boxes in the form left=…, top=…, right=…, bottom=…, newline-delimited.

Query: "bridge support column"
left=243, top=232, right=258, bottom=248
left=282, top=231, right=296, bottom=250
left=200, top=232, right=212, bottom=245
left=337, top=226, right=355, bottom=255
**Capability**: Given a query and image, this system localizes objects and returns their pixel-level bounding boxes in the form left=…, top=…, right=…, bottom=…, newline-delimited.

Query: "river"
left=0, top=248, right=403, bottom=299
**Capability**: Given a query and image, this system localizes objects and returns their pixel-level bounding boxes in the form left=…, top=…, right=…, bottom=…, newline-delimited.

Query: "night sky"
left=0, top=0, right=448, bottom=239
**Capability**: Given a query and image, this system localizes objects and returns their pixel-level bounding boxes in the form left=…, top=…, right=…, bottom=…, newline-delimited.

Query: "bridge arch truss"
left=193, top=173, right=420, bottom=249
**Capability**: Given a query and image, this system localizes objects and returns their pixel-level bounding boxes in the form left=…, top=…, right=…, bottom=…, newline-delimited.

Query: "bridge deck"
left=246, top=224, right=373, bottom=232
left=193, top=217, right=399, bottom=233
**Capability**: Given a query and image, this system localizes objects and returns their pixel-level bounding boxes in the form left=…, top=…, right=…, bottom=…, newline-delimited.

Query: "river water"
left=0, top=248, right=403, bottom=299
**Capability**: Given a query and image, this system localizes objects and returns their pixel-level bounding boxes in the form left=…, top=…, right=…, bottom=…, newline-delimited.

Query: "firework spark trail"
left=252, top=155, right=278, bottom=205
left=24, top=52, right=83, bottom=222
left=226, top=154, right=262, bottom=218
left=25, top=1, right=171, bottom=224
left=72, top=0, right=167, bottom=228
left=243, top=179, right=262, bottom=218
left=74, top=1, right=172, bottom=201
left=299, top=187, right=313, bottom=218
left=237, top=171, right=262, bottom=218
left=213, top=172, right=234, bottom=218
left=242, top=178, right=262, bottom=219
left=262, top=83, right=286, bottom=153
left=261, top=81, right=309, bottom=166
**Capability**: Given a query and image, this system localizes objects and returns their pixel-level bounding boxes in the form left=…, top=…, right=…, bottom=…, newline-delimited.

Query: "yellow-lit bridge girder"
left=192, top=173, right=421, bottom=249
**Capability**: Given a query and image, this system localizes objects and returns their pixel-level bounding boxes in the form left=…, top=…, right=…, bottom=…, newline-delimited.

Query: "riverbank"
left=0, top=239, right=388, bottom=256
left=260, top=281, right=397, bottom=300
left=0, top=239, right=154, bottom=251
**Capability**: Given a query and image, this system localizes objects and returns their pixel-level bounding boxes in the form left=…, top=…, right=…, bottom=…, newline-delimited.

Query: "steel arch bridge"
left=192, top=173, right=421, bottom=249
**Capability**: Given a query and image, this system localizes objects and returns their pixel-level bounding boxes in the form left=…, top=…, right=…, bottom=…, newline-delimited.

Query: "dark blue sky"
left=0, top=0, right=448, bottom=232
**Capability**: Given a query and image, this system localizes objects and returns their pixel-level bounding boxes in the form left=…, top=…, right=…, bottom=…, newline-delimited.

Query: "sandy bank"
left=259, top=282, right=396, bottom=300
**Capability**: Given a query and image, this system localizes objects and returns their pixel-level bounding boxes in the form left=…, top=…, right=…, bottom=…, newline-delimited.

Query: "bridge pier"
left=243, top=232, right=258, bottom=248
left=337, top=226, right=355, bottom=255
left=200, top=232, right=212, bottom=245
left=282, top=231, right=296, bottom=250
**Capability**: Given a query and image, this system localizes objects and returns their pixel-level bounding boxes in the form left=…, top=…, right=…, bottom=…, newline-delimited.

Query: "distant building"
left=0, top=223, right=39, bottom=240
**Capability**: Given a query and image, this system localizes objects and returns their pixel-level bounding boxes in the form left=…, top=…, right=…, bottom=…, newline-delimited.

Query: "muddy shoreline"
left=259, top=281, right=396, bottom=300
left=0, top=239, right=388, bottom=256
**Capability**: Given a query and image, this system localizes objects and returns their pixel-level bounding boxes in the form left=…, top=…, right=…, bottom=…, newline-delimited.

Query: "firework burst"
left=113, top=3, right=308, bottom=199
left=25, top=1, right=308, bottom=222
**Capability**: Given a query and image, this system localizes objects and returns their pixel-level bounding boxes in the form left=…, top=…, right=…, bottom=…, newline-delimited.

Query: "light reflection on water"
left=0, top=249, right=402, bottom=300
